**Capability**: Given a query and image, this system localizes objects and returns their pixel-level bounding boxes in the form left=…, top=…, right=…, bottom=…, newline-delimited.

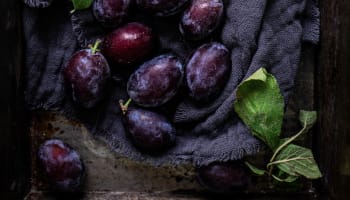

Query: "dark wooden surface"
left=0, top=0, right=29, bottom=199
left=1, top=0, right=350, bottom=199
left=317, top=0, right=350, bottom=199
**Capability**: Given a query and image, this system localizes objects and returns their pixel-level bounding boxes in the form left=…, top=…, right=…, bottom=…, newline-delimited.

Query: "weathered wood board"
left=1, top=0, right=350, bottom=199
left=24, top=43, right=317, bottom=199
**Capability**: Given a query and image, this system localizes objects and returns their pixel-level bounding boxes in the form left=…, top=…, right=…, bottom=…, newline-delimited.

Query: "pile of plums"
left=65, top=0, right=230, bottom=152
left=48, top=0, right=248, bottom=192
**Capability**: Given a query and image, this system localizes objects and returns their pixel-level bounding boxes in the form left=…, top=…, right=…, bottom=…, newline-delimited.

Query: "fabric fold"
left=23, top=0, right=320, bottom=166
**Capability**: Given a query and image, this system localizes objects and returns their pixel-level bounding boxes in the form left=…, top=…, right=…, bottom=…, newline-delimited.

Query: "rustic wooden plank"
left=27, top=112, right=317, bottom=199
left=24, top=49, right=318, bottom=197
left=27, top=112, right=202, bottom=193
left=24, top=191, right=317, bottom=200
left=283, top=44, right=316, bottom=138
left=24, top=6, right=318, bottom=200
left=0, top=0, right=29, bottom=200
left=317, top=0, right=350, bottom=199
left=4, top=0, right=349, bottom=199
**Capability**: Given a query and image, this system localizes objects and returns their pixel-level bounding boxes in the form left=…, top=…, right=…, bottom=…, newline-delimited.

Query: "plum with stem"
left=64, top=39, right=111, bottom=108
left=120, top=99, right=176, bottom=153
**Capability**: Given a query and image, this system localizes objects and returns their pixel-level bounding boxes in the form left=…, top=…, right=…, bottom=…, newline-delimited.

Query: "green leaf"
left=274, top=170, right=299, bottom=183
left=272, top=172, right=299, bottom=183
left=279, top=111, right=317, bottom=144
left=269, top=144, right=322, bottom=179
left=72, top=0, right=93, bottom=11
left=299, top=110, right=317, bottom=131
left=269, top=111, right=317, bottom=163
left=245, top=162, right=266, bottom=176
left=278, top=138, right=289, bottom=145
left=234, top=68, right=284, bottom=149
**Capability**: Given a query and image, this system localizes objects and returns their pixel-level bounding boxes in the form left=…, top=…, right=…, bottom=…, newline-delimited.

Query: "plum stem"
left=119, top=98, right=132, bottom=115
left=90, top=39, right=102, bottom=54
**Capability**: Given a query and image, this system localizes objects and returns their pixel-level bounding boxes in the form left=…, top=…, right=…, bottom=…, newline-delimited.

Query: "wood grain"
left=317, top=0, right=350, bottom=199
left=1, top=0, right=350, bottom=199
left=24, top=191, right=317, bottom=200
left=0, top=0, right=30, bottom=199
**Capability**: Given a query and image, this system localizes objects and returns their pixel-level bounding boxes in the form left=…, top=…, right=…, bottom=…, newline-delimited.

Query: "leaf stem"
left=119, top=99, right=132, bottom=115
left=267, top=122, right=308, bottom=176
left=271, top=174, right=285, bottom=182
left=90, top=39, right=102, bottom=54
left=271, top=174, right=298, bottom=183
left=267, top=156, right=313, bottom=168
left=270, top=125, right=307, bottom=163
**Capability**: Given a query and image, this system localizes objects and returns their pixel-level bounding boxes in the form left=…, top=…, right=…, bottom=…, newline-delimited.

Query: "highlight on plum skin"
left=127, top=54, right=184, bottom=107
left=122, top=107, right=176, bottom=153
left=38, top=139, right=85, bottom=191
left=64, top=40, right=111, bottom=109
left=93, top=0, right=131, bottom=28
left=180, top=0, right=224, bottom=40
left=197, top=162, right=249, bottom=193
left=102, top=22, right=156, bottom=66
left=185, top=42, right=231, bottom=102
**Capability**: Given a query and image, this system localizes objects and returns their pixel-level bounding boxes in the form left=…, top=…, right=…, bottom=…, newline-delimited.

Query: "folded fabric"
left=24, top=0, right=53, bottom=8
left=23, top=0, right=319, bottom=166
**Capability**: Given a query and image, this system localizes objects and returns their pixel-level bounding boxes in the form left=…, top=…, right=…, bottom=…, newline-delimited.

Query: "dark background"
left=0, top=0, right=349, bottom=199
left=0, top=0, right=29, bottom=199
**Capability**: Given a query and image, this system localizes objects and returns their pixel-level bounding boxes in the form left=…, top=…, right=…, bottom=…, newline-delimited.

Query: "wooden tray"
left=1, top=0, right=349, bottom=199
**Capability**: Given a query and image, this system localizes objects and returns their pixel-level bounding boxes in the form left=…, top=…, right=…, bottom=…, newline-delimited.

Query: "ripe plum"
left=180, top=0, right=224, bottom=40
left=102, top=22, right=155, bottom=66
left=185, top=42, right=231, bottom=102
left=197, top=162, right=248, bottom=193
left=64, top=40, right=111, bottom=108
left=120, top=103, right=176, bottom=153
left=93, top=0, right=130, bottom=28
left=127, top=54, right=184, bottom=107
left=38, top=139, right=85, bottom=191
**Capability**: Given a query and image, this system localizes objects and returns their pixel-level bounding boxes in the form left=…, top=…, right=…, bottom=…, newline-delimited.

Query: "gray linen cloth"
left=23, top=0, right=319, bottom=166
